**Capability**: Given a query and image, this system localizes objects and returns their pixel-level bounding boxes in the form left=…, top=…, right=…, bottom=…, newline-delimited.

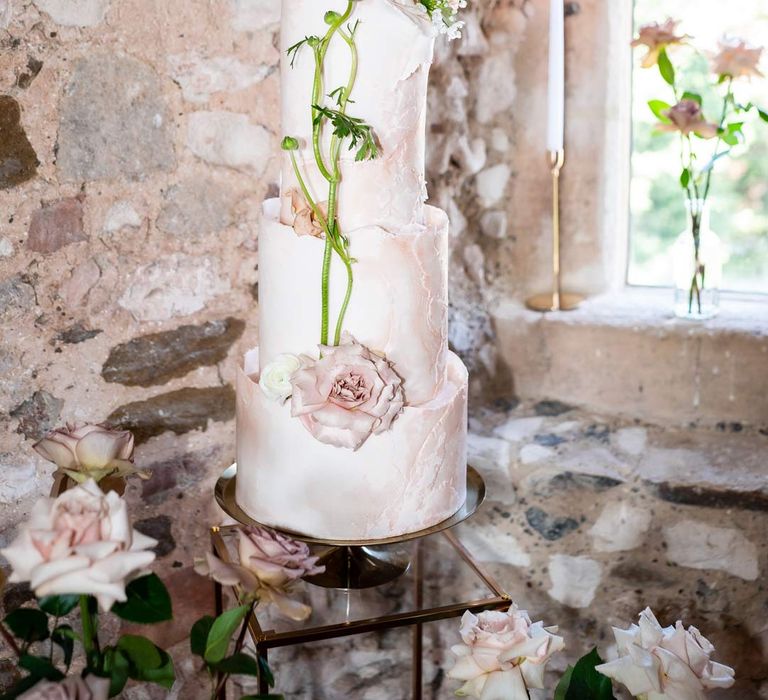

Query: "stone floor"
left=2, top=400, right=767, bottom=699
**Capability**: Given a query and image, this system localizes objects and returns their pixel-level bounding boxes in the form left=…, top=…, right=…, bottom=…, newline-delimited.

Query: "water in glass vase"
left=672, top=200, right=724, bottom=320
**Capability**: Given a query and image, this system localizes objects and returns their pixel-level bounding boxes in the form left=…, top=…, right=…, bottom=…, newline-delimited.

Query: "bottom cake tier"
left=235, top=348, right=468, bottom=541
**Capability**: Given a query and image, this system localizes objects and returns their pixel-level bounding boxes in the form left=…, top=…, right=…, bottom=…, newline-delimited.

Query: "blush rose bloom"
left=18, top=675, right=110, bottom=700
left=33, top=424, right=145, bottom=484
left=632, top=19, right=687, bottom=67
left=281, top=189, right=327, bottom=238
left=595, top=608, right=735, bottom=700
left=711, top=39, right=764, bottom=79
left=659, top=100, right=719, bottom=139
left=290, top=335, right=405, bottom=450
left=447, top=605, right=565, bottom=700
left=1, top=480, right=157, bottom=611
left=196, top=526, right=324, bottom=621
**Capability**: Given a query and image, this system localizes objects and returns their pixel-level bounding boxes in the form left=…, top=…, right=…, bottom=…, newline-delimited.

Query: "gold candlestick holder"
left=525, top=149, right=584, bottom=312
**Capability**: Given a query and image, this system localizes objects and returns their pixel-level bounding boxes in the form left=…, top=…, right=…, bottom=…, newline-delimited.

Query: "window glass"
left=629, top=0, right=768, bottom=293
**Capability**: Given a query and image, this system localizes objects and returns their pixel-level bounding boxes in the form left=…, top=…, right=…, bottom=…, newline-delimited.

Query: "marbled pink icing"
left=259, top=198, right=448, bottom=406
left=280, top=0, right=435, bottom=231
left=236, top=350, right=468, bottom=540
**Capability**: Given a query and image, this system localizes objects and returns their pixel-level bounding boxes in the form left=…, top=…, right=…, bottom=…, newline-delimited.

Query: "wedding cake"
left=236, top=0, right=468, bottom=540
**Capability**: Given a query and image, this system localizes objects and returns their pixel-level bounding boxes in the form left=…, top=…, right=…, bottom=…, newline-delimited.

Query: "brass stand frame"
left=211, top=526, right=509, bottom=699
left=210, top=464, right=509, bottom=698
left=525, top=150, right=585, bottom=312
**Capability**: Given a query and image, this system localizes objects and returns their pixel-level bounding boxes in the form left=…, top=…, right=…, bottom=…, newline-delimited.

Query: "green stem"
left=702, top=77, right=733, bottom=203
left=289, top=151, right=328, bottom=230
left=321, top=234, right=333, bottom=346
left=79, top=595, right=100, bottom=670
left=334, top=258, right=354, bottom=346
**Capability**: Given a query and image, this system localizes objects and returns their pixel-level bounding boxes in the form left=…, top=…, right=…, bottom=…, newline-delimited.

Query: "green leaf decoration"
left=204, top=605, right=250, bottom=664
left=4, top=609, right=49, bottom=643
left=554, top=666, right=574, bottom=700
left=132, top=648, right=175, bottom=689
left=680, top=168, right=691, bottom=188
left=111, top=574, right=172, bottom=624
left=103, top=647, right=131, bottom=698
left=681, top=91, right=702, bottom=105
left=758, top=108, right=768, bottom=123
left=312, top=104, right=379, bottom=161
left=190, top=615, right=215, bottom=658
left=52, top=625, right=75, bottom=668
left=657, top=49, right=675, bottom=86
left=38, top=595, right=80, bottom=617
left=647, top=99, right=671, bottom=122
left=559, top=648, right=616, bottom=700
left=18, top=654, right=64, bottom=681
left=259, top=655, right=276, bottom=688
left=214, top=652, right=261, bottom=676
left=117, top=635, right=163, bottom=669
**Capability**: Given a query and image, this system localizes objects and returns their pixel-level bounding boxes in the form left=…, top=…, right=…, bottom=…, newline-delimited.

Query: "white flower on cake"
left=447, top=605, right=564, bottom=699
left=259, top=353, right=302, bottom=403
left=1, top=479, right=157, bottom=611
left=289, top=334, right=405, bottom=450
left=595, top=607, right=735, bottom=699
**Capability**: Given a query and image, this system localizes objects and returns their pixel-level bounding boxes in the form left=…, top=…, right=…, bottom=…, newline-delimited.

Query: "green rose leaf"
left=132, top=648, right=175, bottom=689
left=204, top=605, right=250, bottom=664
left=648, top=99, right=671, bottom=122
left=19, top=654, right=64, bottom=681
left=117, top=635, right=163, bottom=669
left=758, top=108, right=768, bottom=123
left=657, top=49, right=675, bottom=86
left=559, top=648, right=616, bottom=700
left=680, top=168, right=691, bottom=188
left=681, top=91, right=702, bottom=105
left=103, top=647, right=131, bottom=698
left=52, top=625, right=76, bottom=668
left=4, top=609, right=49, bottom=643
left=554, top=666, right=574, bottom=700
left=190, top=615, right=215, bottom=658
left=111, top=574, right=172, bottom=624
left=38, top=595, right=80, bottom=617
left=259, top=655, right=276, bottom=688
left=214, top=652, right=261, bottom=676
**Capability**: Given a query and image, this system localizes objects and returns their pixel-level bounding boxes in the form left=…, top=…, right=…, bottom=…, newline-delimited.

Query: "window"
left=628, top=0, right=768, bottom=293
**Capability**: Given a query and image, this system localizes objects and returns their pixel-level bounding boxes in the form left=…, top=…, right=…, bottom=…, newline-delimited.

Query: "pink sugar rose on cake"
left=290, top=334, right=405, bottom=450
left=447, top=605, right=564, bottom=699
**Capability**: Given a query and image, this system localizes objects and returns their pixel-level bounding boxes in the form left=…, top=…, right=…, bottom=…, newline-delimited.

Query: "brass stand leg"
left=411, top=539, right=423, bottom=700
left=258, top=645, right=269, bottom=696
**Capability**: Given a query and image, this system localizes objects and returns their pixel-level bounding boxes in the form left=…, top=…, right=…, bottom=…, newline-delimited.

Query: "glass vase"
left=672, top=199, right=723, bottom=320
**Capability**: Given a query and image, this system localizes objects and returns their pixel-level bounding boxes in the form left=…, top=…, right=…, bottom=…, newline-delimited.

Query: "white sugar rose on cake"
left=236, top=0, right=469, bottom=540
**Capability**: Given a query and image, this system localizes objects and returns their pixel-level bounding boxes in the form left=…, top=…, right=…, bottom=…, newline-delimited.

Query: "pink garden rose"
left=1, top=480, right=157, bottom=611
left=33, top=424, right=144, bottom=484
left=18, top=675, right=110, bottom=700
left=711, top=38, right=764, bottom=79
left=659, top=100, right=719, bottom=138
left=632, top=19, right=686, bottom=67
left=447, top=605, right=564, bottom=699
left=596, top=608, right=735, bottom=699
left=196, top=526, right=324, bottom=621
left=290, top=335, right=405, bottom=450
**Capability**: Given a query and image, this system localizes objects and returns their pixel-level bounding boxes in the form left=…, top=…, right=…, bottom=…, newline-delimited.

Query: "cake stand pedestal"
left=210, top=464, right=509, bottom=698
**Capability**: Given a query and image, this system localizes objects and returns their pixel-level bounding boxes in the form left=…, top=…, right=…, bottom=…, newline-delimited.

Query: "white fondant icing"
left=279, top=0, right=435, bottom=230
left=258, top=198, right=448, bottom=406
left=236, top=350, right=468, bottom=540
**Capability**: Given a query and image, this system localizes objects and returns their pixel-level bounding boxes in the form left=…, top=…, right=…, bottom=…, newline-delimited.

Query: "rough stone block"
left=58, top=53, right=175, bottom=181
left=157, top=177, right=234, bottom=237
left=167, top=53, right=272, bottom=103
left=27, top=196, right=86, bottom=253
left=186, top=111, right=271, bottom=174
left=589, top=501, right=651, bottom=552
left=547, top=554, right=602, bottom=608
left=0, top=96, right=38, bottom=189
left=10, top=390, right=63, bottom=440
left=102, top=317, right=245, bottom=387
left=34, top=0, right=111, bottom=26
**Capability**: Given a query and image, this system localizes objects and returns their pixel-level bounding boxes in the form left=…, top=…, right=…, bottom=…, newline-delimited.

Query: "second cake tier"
left=259, top=198, right=449, bottom=406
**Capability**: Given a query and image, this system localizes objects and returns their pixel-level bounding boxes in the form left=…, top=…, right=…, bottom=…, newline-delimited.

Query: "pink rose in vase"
left=290, top=334, right=405, bottom=450
left=659, top=99, right=719, bottom=138
left=711, top=38, right=764, bottom=80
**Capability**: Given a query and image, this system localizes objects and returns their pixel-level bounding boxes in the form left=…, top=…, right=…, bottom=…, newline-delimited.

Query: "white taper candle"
left=546, top=0, right=565, bottom=152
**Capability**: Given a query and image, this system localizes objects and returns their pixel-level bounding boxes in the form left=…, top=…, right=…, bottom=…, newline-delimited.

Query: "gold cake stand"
left=210, top=463, right=508, bottom=698
left=214, top=463, right=486, bottom=589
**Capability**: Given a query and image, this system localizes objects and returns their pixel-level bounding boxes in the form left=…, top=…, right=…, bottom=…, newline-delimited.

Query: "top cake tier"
left=280, top=0, right=436, bottom=232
